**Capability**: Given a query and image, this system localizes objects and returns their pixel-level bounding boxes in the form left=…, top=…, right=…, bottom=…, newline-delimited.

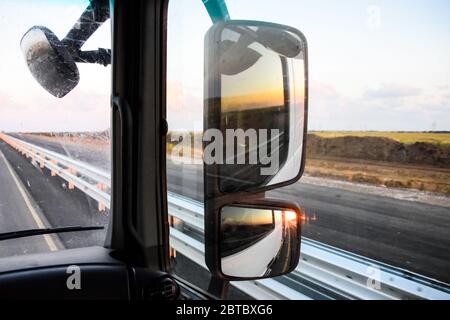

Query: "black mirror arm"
left=61, top=0, right=110, bottom=55
left=207, top=276, right=229, bottom=299
left=75, top=48, right=111, bottom=66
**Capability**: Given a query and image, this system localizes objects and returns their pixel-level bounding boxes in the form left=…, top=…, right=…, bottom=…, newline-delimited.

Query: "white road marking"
left=0, top=149, right=58, bottom=251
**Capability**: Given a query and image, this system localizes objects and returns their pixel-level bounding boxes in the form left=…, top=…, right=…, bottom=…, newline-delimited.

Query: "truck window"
left=166, top=0, right=450, bottom=299
left=0, top=0, right=111, bottom=258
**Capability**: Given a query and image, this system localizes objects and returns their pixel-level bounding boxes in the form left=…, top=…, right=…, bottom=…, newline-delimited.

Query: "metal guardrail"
left=1, top=133, right=450, bottom=300
left=0, top=134, right=111, bottom=211
left=167, top=192, right=450, bottom=300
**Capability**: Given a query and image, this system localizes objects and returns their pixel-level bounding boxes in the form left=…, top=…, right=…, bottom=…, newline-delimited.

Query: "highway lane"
left=0, top=141, right=108, bottom=250
left=4, top=134, right=450, bottom=284
left=0, top=147, right=57, bottom=257
left=167, top=162, right=450, bottom=283
left=271, top=184, right=450, bottom=282
left=0, top=136, right=250, bottom=300
left=11, top=133, right=111, bottom=172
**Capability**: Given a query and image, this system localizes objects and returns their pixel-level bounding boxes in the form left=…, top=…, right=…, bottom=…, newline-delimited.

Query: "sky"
left=167, top=0, right=450, bottom=131
left=0, top=0, right=111, bottom=132
left=0, top=0, right=449, bottom=132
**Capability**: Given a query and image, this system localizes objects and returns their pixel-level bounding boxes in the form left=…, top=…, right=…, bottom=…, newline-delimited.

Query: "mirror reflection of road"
left=221, top=211, right=297, bottom=277
left=269, top=212, right=297, bottom=275
left=222, top=211, right=285, bottom=278
left=0, top=134, right=449, bottom=283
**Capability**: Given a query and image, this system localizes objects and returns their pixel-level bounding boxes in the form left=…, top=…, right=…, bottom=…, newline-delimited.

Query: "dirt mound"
left=307, top=134, right=450, bottom=168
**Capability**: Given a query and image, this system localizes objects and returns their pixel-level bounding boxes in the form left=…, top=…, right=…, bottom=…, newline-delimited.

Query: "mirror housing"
left=20, top=26, right=79, bottom=98
left=203, top=20, right=307, bottom=282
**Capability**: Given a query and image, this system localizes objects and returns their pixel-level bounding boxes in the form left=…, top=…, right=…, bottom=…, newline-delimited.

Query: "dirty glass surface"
left=0, top=0, right=111, bottom=257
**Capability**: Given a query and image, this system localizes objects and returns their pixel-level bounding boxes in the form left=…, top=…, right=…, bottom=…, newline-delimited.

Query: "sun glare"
left=285, top=210, right=297, bottom=222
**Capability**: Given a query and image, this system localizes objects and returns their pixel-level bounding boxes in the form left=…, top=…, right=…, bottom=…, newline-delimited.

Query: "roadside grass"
left=310, top=131, right=450, bottom=146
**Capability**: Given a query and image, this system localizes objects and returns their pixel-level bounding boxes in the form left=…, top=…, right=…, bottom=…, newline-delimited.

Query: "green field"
left=310, top=132, right=450, bottom=146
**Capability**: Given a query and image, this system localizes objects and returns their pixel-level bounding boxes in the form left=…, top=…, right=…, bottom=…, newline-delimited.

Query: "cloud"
left=436, top=85, right=449, bottom=91
left=0, top=85, right=110, bottom=133
left=363, top=84, right=422, bottom=99
left=366, top=5, right=382, bottom=31
left=167, top=81, right=203, bottom=131
left=310, top=82, right=341, bottom=99
left=306, top=82, right=450, bottom=131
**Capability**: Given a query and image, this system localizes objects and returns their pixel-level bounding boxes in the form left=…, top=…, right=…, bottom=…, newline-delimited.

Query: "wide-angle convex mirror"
left=219, top=205, right=301, bottom=279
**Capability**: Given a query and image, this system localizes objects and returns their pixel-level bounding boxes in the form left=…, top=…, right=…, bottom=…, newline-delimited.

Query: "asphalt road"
left=2, top=133, right=450, bottom=284
left=0, top=140, right=108, bottom=251
left=0, top=147, right=56, bottom=256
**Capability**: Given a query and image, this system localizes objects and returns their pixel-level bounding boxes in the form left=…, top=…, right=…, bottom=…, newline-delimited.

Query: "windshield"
left=0, top=0, right=111, bottom=257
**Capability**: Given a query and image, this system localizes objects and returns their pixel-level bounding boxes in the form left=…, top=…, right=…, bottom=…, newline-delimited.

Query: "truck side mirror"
left=19, top=1, right=110, bottom=98
left=20, top=26, right=79, bottom=98
left=203, top=20, right=308, bottom=282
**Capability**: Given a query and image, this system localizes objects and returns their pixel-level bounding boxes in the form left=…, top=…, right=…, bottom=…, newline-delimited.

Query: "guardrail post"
left=170, top=247, right=177, bottom=258
left=96, top=183, right=106, bottom=212
left=98, top=202, right=106, bottom=212
left=96, top=183, right=106, bottom=191
left=50, top=159, right=58, bottom=176
left=65, top=167, right=76, bottom=189
left=95, top=183, right=107, bottom=212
